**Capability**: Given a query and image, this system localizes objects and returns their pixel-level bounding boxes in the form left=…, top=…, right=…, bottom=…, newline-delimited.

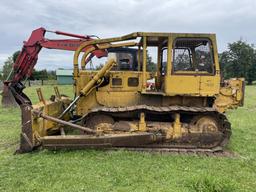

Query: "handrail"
left=80, top=41, right=138, bottom=70
left=73, top=33, right=138, bottom=79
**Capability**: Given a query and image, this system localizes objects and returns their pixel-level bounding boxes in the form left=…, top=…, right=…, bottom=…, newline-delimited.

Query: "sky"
left=0, top=0, right=255, bottom=70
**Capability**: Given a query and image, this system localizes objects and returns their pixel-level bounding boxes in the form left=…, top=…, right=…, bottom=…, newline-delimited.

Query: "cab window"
left=172, top=38, right=214, bottom=73
left=111, top=52, right=134, bottom=71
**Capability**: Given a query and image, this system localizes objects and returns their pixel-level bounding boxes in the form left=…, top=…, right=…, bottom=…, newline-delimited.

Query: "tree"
left=47, top=70, right=56, bottom=80
left=219, top=40, right=256, bottom=84
left=29, top=69, right=48, bottom=80
left=13, top=51, right=20, bottom=62
left=146, top=52, right=157, bottom=72
left=1, top=51, right=20, bottom=81
left=2, top=56, right=13, bottom=81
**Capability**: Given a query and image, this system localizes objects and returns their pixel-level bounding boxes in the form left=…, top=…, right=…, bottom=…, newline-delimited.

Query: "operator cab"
left=89, top=32, right=220, bottom=97
left=138, top=34, right=219, bottom=96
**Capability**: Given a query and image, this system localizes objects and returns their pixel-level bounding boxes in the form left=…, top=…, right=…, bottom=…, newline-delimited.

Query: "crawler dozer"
left=3, top=28, right=245, bottom=153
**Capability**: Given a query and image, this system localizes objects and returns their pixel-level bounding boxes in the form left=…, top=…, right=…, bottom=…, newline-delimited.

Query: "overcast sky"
left=0, top=0, right=255, bottom=70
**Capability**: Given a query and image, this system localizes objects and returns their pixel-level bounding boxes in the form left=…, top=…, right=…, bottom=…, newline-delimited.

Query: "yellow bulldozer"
left=2, top=28, right=245, bottom=153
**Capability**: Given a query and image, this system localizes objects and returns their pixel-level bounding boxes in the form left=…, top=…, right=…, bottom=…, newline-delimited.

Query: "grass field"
left=0, top=85, right=256, bottom=192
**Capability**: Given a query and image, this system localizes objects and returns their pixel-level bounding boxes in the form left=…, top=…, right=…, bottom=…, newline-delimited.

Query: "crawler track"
left=84, top=105, right=232, bottom=150
left=110, top=147, right=236, bottom=157
left=40, top=105, right=232, bottom=156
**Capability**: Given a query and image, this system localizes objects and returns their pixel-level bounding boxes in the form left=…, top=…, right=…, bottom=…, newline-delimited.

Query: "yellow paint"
left=80, top=59, right=116, bottom=95
left=29, top=31, right=245, bottom=145
left=165, top=75, right=200, bottom=95
left=200, top=76, right=220, bottom=96
left=142, top=36, right=147, bottom=91
left=173, top=113, right=182, bottom=138
left=138, top=112, right=147, bottom=131
left=73, top=32, right=245, bottom=113
left=214, top=78, right=245, bottom=112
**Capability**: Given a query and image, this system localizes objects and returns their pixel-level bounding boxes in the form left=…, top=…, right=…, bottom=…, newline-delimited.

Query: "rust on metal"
left=54, top=86, right=61, bottom=99
left=1, top=84, right=18, bottom=107
left=41, top=133, right=164, bottom=150
left=17, top=104, right=34, bottom=153
left=36, top=88, right=46, bottom=104
left=33, top=110, right=96, bottom=134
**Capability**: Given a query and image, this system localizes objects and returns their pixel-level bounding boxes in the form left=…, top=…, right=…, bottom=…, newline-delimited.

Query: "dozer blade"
left=41, top=133, right=164, bottom=150
left=1, top=84, right=18, bottom=108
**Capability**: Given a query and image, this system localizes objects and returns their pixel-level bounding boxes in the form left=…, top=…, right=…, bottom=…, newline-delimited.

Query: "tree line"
left=1, top=39, right=256, bottom=85
left=219, top=40, right=256, bottom=84
left=0, top=51, right=56, bottom=81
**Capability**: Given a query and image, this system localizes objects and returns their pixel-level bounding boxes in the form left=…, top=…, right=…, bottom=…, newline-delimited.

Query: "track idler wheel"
left=85, top=114, right=114, bottom=133
left=190, top=116, right=219, bottom=133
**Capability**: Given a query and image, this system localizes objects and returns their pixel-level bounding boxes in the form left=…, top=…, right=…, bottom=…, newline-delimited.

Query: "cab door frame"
left=164, top=34, right=220, bottom=96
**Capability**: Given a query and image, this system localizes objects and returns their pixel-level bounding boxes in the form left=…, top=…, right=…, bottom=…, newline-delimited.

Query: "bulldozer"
left=2, top=28, right=245, bottom=153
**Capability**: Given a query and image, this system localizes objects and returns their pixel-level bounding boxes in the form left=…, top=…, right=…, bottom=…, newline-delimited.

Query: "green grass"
left=0, top=85, right=256, bottom=192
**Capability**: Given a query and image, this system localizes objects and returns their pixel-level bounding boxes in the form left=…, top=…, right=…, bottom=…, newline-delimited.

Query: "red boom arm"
left=11, top=27, right=107, bottom=83
left=2, top=27, right=107, bottom=107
